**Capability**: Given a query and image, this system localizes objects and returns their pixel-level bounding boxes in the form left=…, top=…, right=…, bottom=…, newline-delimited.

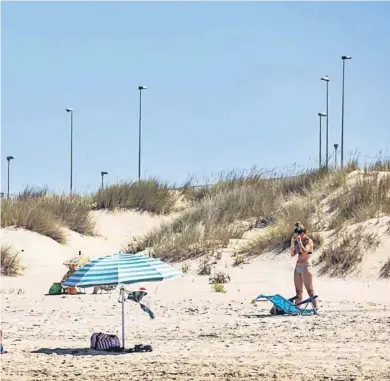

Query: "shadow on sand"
left=32, top=348, right=128, bottom=356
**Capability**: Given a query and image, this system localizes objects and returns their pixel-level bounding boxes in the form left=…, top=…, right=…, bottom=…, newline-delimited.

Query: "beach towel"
left=127, top=290, right=155, bottom=320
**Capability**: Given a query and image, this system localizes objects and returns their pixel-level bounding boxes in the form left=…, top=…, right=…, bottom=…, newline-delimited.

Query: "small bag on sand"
left=90, top=332, right=121, bottom=352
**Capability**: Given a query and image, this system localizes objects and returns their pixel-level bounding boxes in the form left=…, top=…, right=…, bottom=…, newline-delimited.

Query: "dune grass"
left=93, top=178, right=177, bottom=214
left=1, top=245, right=25, bottom=276
left=132, top=168, right=331, bottom=261
left=328, top=173, right=390, bottom=229
left=315, top=226, right=380, bottom=277
left=1, top=188, right=94, bottom=243
left=379, top=258, right=390, bottom=279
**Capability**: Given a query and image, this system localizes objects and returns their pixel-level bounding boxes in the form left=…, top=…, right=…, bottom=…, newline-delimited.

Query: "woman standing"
left=290, top=223, right=317, bottom=309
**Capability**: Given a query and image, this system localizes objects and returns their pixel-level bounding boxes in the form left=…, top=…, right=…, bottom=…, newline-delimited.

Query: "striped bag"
left=90, top=332, right=121, bottom=351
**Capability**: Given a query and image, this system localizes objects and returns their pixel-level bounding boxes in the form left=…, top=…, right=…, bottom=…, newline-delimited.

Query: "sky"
left=1, top=1, right=390, bottom=194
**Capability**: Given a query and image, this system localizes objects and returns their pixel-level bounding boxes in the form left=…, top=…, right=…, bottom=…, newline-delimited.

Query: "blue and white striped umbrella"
left=62, top=252, right=183, bottom=349
left=63, top=252, right=183, bottom=288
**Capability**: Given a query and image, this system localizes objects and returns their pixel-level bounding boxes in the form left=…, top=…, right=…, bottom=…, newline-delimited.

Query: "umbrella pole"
left=121, top=287, right=125, bottom=349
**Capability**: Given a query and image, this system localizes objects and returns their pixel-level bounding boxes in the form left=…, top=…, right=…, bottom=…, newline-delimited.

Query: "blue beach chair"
left=255, top=294, right=318, bottom=316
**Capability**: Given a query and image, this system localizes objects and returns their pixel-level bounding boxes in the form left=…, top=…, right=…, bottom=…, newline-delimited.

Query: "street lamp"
left=66, top=108, right=74, bottom=195
left=321, top=75, right=330, bottom=169
left=333, top=143, right=339, bottom=169
left=138, top=85, right=147, bottom=181
left=341, top=55, right=352, bottom=169
left=101, top=171, right=108, bottom=189
left=318, top=113, right=327, bottom=169
left=6, top=155, right=15, bottom=199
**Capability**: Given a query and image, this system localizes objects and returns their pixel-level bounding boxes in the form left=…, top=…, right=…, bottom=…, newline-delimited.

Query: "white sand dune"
left=1, top=211, right=390, bottom=380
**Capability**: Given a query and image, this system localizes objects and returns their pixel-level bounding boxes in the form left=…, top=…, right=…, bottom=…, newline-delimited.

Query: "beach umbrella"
left=63, top=252, right=183, bottom=348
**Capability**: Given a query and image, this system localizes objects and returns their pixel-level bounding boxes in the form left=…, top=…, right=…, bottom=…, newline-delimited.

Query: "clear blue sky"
left=2, top=1, right=390, bottom=194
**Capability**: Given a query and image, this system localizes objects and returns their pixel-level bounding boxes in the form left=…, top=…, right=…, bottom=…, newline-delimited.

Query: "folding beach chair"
left=255, top=294, right=318, bottom=316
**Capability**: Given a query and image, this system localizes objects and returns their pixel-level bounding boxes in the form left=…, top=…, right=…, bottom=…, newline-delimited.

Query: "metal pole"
left=70, top=110, right=74, bottom=195
left=7, top=159, right=10, bottom=199
left=121, top=287, right=125, bottom=349
left=138, top=89, right=142, bottom=181
left=335, top=146, right=338, bottom=169
left=101, top=174, right=104, bottom=189
left=319, top=115, right=322, bottom=169
left=341, top=60, right=346, bottom=168
left=325, top=81, right=329, bottom=170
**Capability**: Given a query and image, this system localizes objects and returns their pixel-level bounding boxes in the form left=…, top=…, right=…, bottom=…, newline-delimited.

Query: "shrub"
left=212, top=283, right=226, bottom=293
left=232, top=254, right=245, bottom=267
left=93, top=178, right=177, bottom=214
left=1, top=245, right=25, bottom=276
left=209, top=271, right=230, bottom=284
left=315, top=226, right=380, bottom=277
left=181, top=263, right=191, bottom=274
left=197, top=258, right=212, bottom=276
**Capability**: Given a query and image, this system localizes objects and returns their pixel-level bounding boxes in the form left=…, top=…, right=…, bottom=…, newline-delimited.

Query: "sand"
left=1, top=211, right=390, bottom=381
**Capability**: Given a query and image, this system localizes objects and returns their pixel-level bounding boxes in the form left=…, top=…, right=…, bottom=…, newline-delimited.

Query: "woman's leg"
left=302, top=267, right=318, bottom=308
left=294, top=268, right=303, bottom=305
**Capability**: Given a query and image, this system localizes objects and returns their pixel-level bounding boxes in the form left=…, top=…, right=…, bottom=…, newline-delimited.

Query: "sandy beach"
left=1, top=210, right=390, bottom=381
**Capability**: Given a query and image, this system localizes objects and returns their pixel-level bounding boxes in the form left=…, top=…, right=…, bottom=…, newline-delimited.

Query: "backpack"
left=90, top=332, right=121, bottom=352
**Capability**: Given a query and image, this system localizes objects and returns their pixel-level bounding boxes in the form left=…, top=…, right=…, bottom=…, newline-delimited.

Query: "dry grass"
left=1, top=245, right=25, bottom=276
left=379, top=258, right=390, bottom=279
left=239, top=196, right=323, bottom=257
left=315, top=226, right=380, bottom=277
left=93, top=178, right=177, bottom=214
left=1, top=188, right=94, bottom=243
left=135, top=168, right=331, bottom=260
left=328, top=174, right=390, bottom=229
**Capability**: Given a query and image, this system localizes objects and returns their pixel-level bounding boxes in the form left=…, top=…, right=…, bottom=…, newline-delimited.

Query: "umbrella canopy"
left=63, top=252, right=183, bottom=288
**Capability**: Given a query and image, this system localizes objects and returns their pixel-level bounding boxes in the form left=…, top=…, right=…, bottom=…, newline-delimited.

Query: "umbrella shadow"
left=32, top=348, right=128, bottom=356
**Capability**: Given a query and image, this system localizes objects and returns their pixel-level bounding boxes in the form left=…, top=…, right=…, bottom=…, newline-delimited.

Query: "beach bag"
left=90, top=332, right=121, bottom=351
left=48, top=282, right=63, bottom=295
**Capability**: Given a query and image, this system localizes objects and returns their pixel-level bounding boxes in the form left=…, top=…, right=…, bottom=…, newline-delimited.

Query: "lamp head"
left=321, top=75, right=330, bottom=82
left=6, top=155, right=15, bottom=161
left=318, top=112, right=327, bottom=117
left=334, top=144, right=339, bottom=149
left=342, top=56, right=352, bottom=60
left=138, top=85, right=147, bottom=90
left=101, top=171, right=108, bottom=176
left=66, top=108, right=73, bottom=112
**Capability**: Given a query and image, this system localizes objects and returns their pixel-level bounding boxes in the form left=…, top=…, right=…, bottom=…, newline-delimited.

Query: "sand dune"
left=1, top=210, right=390, bottom=380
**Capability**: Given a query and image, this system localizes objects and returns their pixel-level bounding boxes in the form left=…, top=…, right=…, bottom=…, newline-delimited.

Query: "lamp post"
left=101, top=171, right=108, bottom=189
left=66, top=108, right=74, bottom=195
left=334, top=144, right=339, bottom=169
left=321, top=75, right=330, bottom=169
left=318, top=113, right=327, bottom=169
left=6, top=155, right=15, bottom=199
left=341, top=55, right=352, bottom=169
left=138, top=85, right=147, bottom=181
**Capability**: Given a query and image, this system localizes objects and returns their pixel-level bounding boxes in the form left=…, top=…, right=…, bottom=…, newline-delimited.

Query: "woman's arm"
left=290, top=237, right=296, bottom=257
left=299, top=238, right=313, bottom=255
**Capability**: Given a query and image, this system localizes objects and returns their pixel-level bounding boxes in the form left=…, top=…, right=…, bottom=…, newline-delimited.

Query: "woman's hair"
left=294, top=222, right=306, bottom=234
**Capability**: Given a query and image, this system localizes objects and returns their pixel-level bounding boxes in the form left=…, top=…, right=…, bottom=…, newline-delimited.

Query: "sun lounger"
left=255, top=294, right=318, bottom=316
